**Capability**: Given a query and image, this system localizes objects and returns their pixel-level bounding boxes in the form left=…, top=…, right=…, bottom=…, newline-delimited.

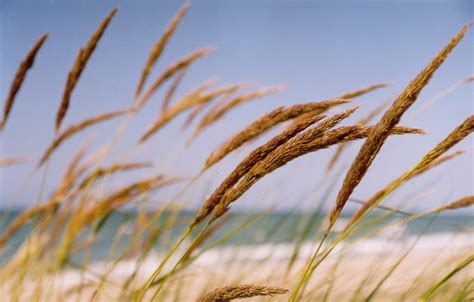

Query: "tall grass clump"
left=0, top=4, right=472, bottom=302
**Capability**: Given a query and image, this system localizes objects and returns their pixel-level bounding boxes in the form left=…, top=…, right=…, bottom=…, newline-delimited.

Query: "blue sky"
left=0, top=0, right=472, bottom=213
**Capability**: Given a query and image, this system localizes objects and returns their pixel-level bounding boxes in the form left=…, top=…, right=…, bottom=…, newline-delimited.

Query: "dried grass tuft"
left=69, top=175, right=183, bottom=242
left=56, top=8, right=118, bottom=132
left=77, top=161, right=153, bottom=190
left=0, top=157, right=30, bottom=167
left=432, top=196, right=474, bottom=212
left=347, top=115, right=473, bottom=229
left=204, top=99, right=349, bottom=169
left=325, top=98, right=391, bottom=173
left=139, top=82, right=240, bottom=143
left=135, top=2, right=189, bottom=97
left=1, top=33, right=48, bottom=130
left=162, top=68, right=188, bottom=113
left=192, top=111, right=328, bottom=226
left=327, top=23, right=471, bottom=232
left=134, top=47, right=214, bottom=110
left=39, top=108, right=131, bottom=166
left=214, top=124, right=423, bottom=220
left=336, top=83, right=389, bottom=99
left=190, top=85, right=286, bottom=140
left=197, top=284, right=289, bottom=302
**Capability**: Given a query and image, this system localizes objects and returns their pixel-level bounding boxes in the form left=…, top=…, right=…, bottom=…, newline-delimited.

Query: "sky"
left=0, top=0, right=473, bottom=214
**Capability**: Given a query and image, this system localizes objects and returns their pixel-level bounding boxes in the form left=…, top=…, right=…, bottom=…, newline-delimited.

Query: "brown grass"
left=139, top=83, right=240, bottom=143
left=432, top=195, right=474, bottom=212
left=162, top=68, right=188, bottom=113
left=192, top=112, right=328, bottom=226
left=134, top=2, right=189, bottom=97
left=214, top=124, right=424, bottom=220
left=0, top=143, right=91, bottom=248
left=347, top=115, right=473, bottom=229
left=77, top=161, right=153, bottom=190
left=197, top=284, right=289, bottom=302
left=327, top=23, right=471, bottom=233
left=55, top=8, right=118, bottom=132
left=336, top=83, right=389, bottom=99
left=193, top=106, right=361, bottom=225
left=134, top=47, right=214, bottom=110
left=190, top=85, right=286, bottom=140
left=325, top=97, right=391, bottom=173
left=0, top=157, right=30, bottom=167
left=39, top=108, right=131, bottom=166
left=70, top=175, right=183, bottom=238
left=204, top=99, right=350, bottom=169
left=1, top=33, right=48, bottom=130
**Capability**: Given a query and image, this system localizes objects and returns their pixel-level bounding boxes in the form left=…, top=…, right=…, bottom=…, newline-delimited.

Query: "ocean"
left=1, top=210, right=472, bottom=265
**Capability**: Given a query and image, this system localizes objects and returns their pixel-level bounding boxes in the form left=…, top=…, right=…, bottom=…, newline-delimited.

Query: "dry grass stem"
left=55, top=8, right=117, bottom=132
left=214, top=124, right=423, bottom=220
left=0, top=157, right=30, bottom=167
left=162, top=68, right=187, bottom=113
left=197, top=284, right=289, bottom=302
left=182, top=93, right=236, bottom=131
left=39, top=108, right=131, bottom=166
left=463, top=75, right=474, bottom=83
left=191, top=85, right=286, bottom=140
left=139, top=83, right=240, bottom=143
left=134, top=47, right=214, bottom=110
left=192, top=111, right=330, bottom=226
left=0, top=143, right=91, bottom=247
left=336, top=83, right=389, bottom=99
left=347, top=115, right=473, bottom=228
left=77, top=162, right=153, bottom=190
left=327, top=23, right=471, bottom=232
left=205, top=99, right=350, bottom=169
left=72, top=175, right=182, bottom=234
left=325, top=98, right=391, bottom=173
left=134, top=3, right=189, bottom=97
left=432, top=196, right=474, bottom=212
left=1, top=33, right=48, bottom=130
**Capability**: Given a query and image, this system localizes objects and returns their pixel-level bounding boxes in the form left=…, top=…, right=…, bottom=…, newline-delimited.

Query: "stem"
left=134, top=226, right=194, bottom=302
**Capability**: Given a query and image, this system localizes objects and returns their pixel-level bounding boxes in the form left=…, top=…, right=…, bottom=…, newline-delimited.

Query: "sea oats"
left=182, top=93, right=236, bottom=131
left=39, top=108, right=130, bottom=166
left=139, top=83, right=240, bottom=143
left=191, top=85, right=286, bottom=140
left=432, top=196, right=474, bottom=212
left=134, top=47, right=214, bottom=110
left=205, top=99, right=349, bottom=169
left=0, top=157, right=30, bottom=167
left=325, top=98, right=391, bottom=173
left=77, top=162, right=153, bottom=190
left=289, top=82, right=386, bottom=126
left=135, top=3, right=189, bottom=97
left=214, top=124, right=423, bottom=219
left=197, top=284, right=288, bottom=302
left=192, top=106, right=358, bottom=226
left=328, top=23, right=471, bottom=232
left=336, top=83, right=389, bottom=99
left=417, top=116, right=473, bottom=167
left=162, top=68, right=187, bottom=113
left=56, top=8, right=118, bottom=132
left=74, top=175, right=182, bottom=232
left=464, top=75, right=474, bottom=83
left=182, top=102, right=210, bottom=130
left=1, top=33, right=48, bottom=130
left=0, top=204, right=53, bottom=248
left=347, top=116, right=473, bottom=229
left=0, top=143, right=91, bottom=247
